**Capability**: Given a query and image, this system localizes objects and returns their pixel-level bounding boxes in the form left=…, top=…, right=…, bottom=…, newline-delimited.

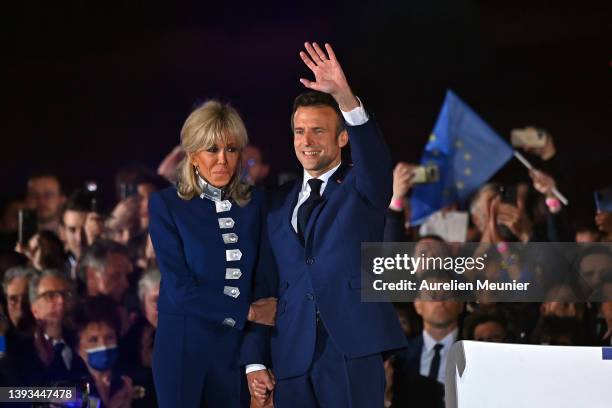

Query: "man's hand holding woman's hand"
left=247, top=369, right=275, bottom=407
left=248, top=297, right=277, bottom=326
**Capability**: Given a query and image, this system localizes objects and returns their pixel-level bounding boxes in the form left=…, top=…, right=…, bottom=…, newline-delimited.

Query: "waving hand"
left=299, top=42, right=359, bottom=111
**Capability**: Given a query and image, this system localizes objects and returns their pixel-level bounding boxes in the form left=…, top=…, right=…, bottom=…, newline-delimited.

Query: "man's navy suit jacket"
left=240, top=118, right=407, bottom=380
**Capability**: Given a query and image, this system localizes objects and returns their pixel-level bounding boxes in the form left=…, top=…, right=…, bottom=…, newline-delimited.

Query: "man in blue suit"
left=241, top=42, right=406, bottom=408
left=392, top=273, right=464, bottom=408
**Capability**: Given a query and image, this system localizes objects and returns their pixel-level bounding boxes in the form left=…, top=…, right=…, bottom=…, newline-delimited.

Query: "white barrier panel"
left=445, top=341, right=612, bottom=408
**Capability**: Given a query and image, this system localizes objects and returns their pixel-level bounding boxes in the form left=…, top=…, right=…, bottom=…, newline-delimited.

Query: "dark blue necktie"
left=51, top=341, right=69, bottom=372
left=297, top=178, right=324, bottom=243
left=53, top=342, right=65, bottom=356
left=428, top=343, right=444, bottom=380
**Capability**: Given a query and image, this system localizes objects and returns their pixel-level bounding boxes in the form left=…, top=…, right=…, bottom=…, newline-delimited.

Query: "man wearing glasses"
left=22, top=269, right=78, bottom=384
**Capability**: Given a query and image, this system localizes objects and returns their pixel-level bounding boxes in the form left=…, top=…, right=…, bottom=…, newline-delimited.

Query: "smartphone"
left=18, top=209, right=37, bottom=245
left=411, top=165, right=439, bottom=184
left=84, top=181, right=100, bottom=212
left=120, top=183, right=138, bottom=201
left=594, top=187, right=612, bottom=212
left=499, top=185, right=517, bottom=205
left=85, top=181, right=98, bottom=193
left=510, top=128, right=547, bottom=148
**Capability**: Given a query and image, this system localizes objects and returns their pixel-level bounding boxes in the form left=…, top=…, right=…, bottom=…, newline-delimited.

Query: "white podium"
left=445, top=341, right=612, bottom=408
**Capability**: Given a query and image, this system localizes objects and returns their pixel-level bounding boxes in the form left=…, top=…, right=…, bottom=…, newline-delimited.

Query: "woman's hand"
left=496, top=201, right=532, bottom=243
left=247, top=369, right=275, bottom=407
left=247, top=297, right=277, bottom=326
left=108, top=376, right=134, bottom=408
left=391, top=162, right=417, bottom=207
left=529, top=169, right=556, bottom=198
left=479, top=196, right=503, bottom=244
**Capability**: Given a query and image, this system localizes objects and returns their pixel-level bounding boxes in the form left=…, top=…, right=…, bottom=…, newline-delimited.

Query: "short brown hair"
left=291, top=91, right=345, bottom=135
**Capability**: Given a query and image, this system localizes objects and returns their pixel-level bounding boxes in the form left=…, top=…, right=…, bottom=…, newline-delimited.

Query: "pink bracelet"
left=390, top=198, right=404, bottom=211
left=496, top=241, right=509, bottom=254
left=545, top=197, right=561, bottom=212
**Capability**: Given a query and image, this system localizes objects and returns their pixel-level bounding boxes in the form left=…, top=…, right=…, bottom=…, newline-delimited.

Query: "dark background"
left=1, top=0, right=610, bottom=217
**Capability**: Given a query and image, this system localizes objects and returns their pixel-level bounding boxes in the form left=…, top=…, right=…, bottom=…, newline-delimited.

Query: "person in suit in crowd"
left=61, top=189, right=104, bottom=274
left=392, top=270, right=464, bottom=408
left=148, top=100, right=277, bottom=407
left=242, top=42, right=406, bottom=408
left=17, top=269, right=79, bottom=385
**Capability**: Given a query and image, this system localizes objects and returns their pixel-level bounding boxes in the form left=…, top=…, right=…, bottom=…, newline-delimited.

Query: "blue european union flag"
left=410, top=90, right=513, bottom=225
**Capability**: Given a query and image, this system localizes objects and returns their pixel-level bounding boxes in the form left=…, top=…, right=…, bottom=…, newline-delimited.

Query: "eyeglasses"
left=37, top=289, right=74, bottom=302
left=7, top=294, right=27, bottom=306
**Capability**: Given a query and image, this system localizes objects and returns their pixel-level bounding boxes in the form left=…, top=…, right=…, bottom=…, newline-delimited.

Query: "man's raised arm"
left=299, top=42, right=392, bottom=207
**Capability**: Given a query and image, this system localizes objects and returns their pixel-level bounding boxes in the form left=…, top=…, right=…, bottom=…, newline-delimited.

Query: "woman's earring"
left=194, top=164, right=200, bottom=175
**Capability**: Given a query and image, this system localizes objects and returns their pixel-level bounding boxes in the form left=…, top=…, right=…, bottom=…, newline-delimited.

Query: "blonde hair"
left=176, top=100, right=251, bottom=205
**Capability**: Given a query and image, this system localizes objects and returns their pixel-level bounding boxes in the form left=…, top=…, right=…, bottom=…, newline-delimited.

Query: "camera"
left=411, top=164, right=439, bottom=184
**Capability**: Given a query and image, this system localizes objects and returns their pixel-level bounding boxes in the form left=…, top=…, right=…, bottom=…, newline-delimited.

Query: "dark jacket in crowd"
left=392, top=334, right=446, bottom=408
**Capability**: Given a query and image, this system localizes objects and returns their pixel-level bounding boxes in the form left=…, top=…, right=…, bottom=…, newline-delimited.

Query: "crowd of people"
left=382, top=134, right=612, bottom=406
left=0, top=137, right=610, bottom=407
left=0, top=167, right=172, bottom=407
left=0, top=52, right=611, bottom=408
left=0, top=144, right=275, bottom=406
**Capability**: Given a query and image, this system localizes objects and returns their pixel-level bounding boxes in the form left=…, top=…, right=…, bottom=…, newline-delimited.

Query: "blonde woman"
left=148, top=100, right=277, bottom=408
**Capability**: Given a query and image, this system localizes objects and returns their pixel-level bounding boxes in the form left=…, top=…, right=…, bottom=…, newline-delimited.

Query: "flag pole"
left=513, top=151, right=568, bottom=206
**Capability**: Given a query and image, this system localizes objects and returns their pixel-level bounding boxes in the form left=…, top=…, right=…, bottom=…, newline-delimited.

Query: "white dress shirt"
left=245, top=98, right=368, bottom=375
left=419, top=328, right=458, bottom=384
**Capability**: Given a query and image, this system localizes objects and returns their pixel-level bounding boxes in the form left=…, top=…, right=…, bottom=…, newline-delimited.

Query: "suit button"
left=306, top=257, right=314, bottom=265
left=306, top=293, right=314, bottom=301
